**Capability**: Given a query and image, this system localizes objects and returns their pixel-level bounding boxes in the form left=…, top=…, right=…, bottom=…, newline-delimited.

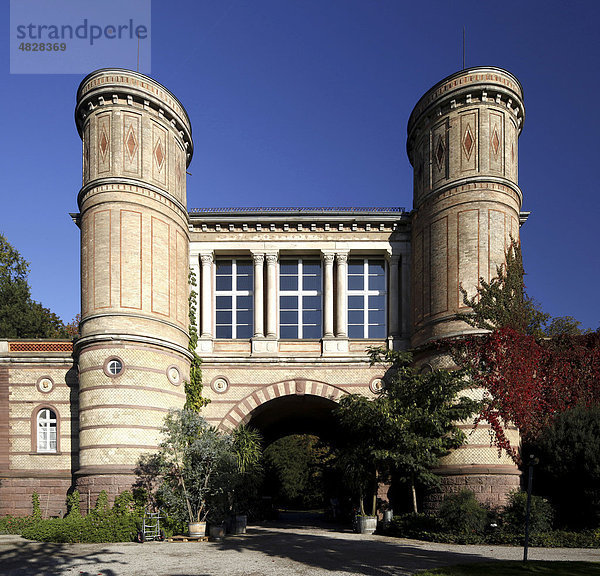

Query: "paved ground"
left=1, top=519, right=598, bottom=576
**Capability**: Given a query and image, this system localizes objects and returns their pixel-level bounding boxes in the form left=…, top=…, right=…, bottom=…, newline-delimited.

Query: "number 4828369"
left=19, top=43, right=67, bottom=52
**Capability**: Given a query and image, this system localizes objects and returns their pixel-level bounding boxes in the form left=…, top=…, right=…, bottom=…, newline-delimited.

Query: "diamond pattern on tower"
left=435, top=135, right=445, bottom=170
left=99, top=127, right=109, bottom=159
left=154, top=139, right=165, bottom=171
left=491, top=127, right=500, bottom=157
left=125, top=126, right=137, bottom=159
left=462, top=124, right=474, bottom=160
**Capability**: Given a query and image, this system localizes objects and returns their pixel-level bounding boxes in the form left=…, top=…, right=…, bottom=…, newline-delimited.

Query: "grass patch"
left=417, top=561, right=600, bottom=575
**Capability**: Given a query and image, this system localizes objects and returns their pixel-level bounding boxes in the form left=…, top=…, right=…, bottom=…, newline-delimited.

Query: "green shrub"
left=533, top=404, right=600, bottom=529
left=502, top=491, right=553, bottom=534
left=438, top=490, right=489, bottom=535
left=528, top=530, right=600, bottom=548
left=65, top=490, right=81, bottom=519
left=112, top=491, right=134, bottom=515
left=384, top=512, right=445, bottom=539
left=92, top=490, right=110, bottom=517
left=31, top=491, right=41, bottom=520
left=19, top=490, right=141, bottom=543
left=0, top=515, right=36, bottom=534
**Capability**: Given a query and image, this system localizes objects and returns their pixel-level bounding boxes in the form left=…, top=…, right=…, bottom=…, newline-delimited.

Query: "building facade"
left=0, top=66, right=524, bottom=516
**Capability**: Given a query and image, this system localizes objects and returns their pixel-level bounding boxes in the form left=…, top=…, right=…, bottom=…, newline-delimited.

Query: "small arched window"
left=37, top=408, right=57, bottom=453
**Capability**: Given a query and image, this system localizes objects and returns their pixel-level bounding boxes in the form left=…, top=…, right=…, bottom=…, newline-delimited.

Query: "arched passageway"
left=247, top=393, right=339, bottom=445
left=235, top=391, right=347, bottom=524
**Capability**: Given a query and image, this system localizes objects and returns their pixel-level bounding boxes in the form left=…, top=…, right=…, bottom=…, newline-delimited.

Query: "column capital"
left=265, top=252, right=278, bottom=265
left=322, top=251, right=335, bottom=264
left=252, top=252, right=265, bottom=264
left=386, top=252, right=401, bottom=264
left=336, top=252, right=349, bottom=264
left=200, top=252, right=214, bottom=265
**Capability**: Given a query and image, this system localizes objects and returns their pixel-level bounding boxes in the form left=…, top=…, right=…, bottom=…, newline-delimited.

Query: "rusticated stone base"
left=74, top=469, right=138, bottom=514
left=0, top=472, right=73, bottom=517
left=425, top=466, right=521, bottom=513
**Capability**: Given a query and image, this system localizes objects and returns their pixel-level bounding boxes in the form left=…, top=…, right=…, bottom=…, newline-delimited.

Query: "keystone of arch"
left=219, top=379, right=348, bottom=432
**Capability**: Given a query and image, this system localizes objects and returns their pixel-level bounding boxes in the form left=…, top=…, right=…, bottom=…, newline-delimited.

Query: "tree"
left=0, top=233, right=69, bottom=338
left=263, top=434, right=333, bottom=509
left=230, top=425, right=263, bottom=515
left=455, top=326, right=600, bottom=458
left=544, top=315, right=591, bottom=337
left=136, top=409, right=237, bottom=525
left=460, top=239, right=550, bottom=337
left=335, top=348, right=479, bottom=514
left=453, top=238, right=600, bottom=458
left=533, top=404, right=600, bottom=528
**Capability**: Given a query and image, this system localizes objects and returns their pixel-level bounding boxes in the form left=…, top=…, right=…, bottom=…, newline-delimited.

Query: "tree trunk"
left=411, top=481, right=418, bottom=514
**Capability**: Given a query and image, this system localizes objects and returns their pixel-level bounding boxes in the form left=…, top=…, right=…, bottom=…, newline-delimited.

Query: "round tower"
left=407, top=67, right=525, bottom=506
left=74, top=69, right=193, bottom=506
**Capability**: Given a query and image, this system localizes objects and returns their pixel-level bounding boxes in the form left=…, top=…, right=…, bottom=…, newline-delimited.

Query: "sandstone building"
left=0, top=66, right=525, bottom=516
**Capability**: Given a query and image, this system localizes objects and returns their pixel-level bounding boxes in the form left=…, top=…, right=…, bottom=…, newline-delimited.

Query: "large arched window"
left=36, top=408, right=57, bottom=453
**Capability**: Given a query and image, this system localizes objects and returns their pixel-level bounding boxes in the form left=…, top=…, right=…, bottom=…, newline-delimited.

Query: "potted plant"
left=227, top=426, right=263, bottom=534
left=342, top=452, right=379, bottom=535
left=138, top=409, right=237, bottom=538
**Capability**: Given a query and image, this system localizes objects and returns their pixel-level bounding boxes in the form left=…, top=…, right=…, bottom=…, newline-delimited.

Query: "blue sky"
left=1, top=0, right=599, bottom=330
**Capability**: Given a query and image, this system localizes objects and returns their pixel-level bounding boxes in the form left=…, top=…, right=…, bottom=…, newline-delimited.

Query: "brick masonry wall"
left=425, top=472, right=521, bottom=512
left=0, top=474, right=73, bottom=517
left=75, top=472, right=138, bottom=514
left=0, top=366, right=8, bottom=475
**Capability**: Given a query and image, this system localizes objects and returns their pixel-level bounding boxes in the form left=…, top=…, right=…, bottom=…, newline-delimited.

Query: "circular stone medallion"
left=211, top=377, right=229, bottom=394
left=167, top=365, right=182, bottom=386
left=36, top=377, right=54, bottom=393
left=369, top=377, right=384, bottom=394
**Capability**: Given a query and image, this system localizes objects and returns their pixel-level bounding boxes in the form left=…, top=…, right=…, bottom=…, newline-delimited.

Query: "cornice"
left=188, top=207, right=411, bottom=234
left=407, top=67, right=525, bottom=158
left=75, top=68, right=193, bottom=166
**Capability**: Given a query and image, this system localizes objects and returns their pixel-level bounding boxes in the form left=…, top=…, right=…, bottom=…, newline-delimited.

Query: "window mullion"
left=232, top=260, right=237, bottom=339
left=363, top=259, right=369, bottom=338
left=298, top=259, right=303, bottom=339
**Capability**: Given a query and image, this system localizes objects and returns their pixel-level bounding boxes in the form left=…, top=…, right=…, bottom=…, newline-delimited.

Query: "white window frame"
left=37, top=408, right=57, bottom=453
left=279, top=258, right=322, bottom=339
left=347, top=258, right=387, bottom=339
left=215, top=258, right=253, bottom=339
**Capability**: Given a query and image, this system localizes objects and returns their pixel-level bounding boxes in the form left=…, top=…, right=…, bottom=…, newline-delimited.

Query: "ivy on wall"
left=185, top=268, right=209, bottom=411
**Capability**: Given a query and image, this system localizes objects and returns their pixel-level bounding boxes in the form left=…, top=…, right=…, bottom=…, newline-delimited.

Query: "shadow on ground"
left=214, top=513, right=503, bottom=575
left=0, top=538, right=126, bottom=576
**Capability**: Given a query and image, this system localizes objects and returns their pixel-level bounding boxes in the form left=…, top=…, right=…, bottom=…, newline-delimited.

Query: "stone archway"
left=219, top=379, right=348, bottom=434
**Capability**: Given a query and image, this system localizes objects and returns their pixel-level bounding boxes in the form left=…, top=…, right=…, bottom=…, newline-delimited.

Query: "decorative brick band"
left=79, top=444, right=158, bottom=452
left=220, top=379, right=348, bottom=431
left=9, top=341, right=73, bottom=352
left=432, top=464, right=520, bottom=476
left=79, top=383, right=186, bottom=400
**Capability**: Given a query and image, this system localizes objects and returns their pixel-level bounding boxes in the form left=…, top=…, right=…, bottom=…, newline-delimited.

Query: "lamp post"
left=523, top=453, right=539, bottom=562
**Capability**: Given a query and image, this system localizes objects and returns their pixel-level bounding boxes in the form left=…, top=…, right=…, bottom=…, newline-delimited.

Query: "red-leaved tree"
left=454, top=328, right=600, bottom=461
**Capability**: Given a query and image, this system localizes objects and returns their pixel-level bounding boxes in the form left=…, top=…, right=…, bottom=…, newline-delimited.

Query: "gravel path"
left=1, top=525, right=598, bottom=576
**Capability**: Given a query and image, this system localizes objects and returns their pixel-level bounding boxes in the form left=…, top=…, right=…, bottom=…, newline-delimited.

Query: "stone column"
left=335, top=252, right=348, bottom=338
left=387, top=254, right=400, bottom=339
left=265, top=252, right=278, bottom=338
left=200, top=252, right=214, bottom=338
left=400, top=252, right=411, bottom=339
left=252, top=253, right=265, bottom=338
left=322, top=252, right=335, bottom=337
